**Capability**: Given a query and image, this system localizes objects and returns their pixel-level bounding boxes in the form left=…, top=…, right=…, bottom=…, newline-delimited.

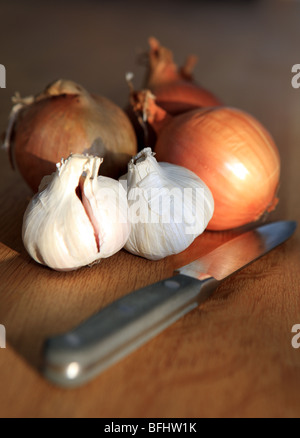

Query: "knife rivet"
left=164, top=280, right=181, bottom=290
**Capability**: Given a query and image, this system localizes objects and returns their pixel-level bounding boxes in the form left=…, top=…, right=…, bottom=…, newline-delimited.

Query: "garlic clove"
left=23, top=154, right=131, bottom=271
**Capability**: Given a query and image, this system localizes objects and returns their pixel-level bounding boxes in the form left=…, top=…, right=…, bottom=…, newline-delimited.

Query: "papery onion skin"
left=145, top=37, right=222, bottom=115
left=148, top=81, right=222, bottom=116
left=6, top=80, right=137, bottom=192
left=151, top=106, right=280, bottom=231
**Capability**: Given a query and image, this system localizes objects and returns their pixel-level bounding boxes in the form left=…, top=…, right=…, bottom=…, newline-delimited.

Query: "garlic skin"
left=22, top=154, right=130, bottom=271
left=120, top=148, right=214, bottom=260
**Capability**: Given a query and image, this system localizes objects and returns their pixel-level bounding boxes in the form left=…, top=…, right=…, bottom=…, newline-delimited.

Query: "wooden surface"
left=0, top=0, right=300, bottom=418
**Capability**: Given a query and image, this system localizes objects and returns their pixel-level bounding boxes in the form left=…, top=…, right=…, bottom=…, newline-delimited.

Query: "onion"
left=132, top=91, right=280, bottom=231
left=3, top=79, right=137, bottom=192
left=144, top=37, right=222, bottom=115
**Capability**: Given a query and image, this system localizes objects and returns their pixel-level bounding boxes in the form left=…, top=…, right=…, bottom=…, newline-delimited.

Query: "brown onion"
left=131, top=90, right=280, bottom=231
left=144, top=37, right=222, bottom=115
left=4, top=79, right=137, bottom=192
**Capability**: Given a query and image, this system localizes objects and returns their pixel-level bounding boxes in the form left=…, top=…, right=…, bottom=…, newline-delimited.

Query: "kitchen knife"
left=42, top=220, right=297, bottom=388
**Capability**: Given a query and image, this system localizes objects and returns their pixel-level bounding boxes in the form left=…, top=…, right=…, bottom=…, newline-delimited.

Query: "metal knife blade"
left=178, top=220, right=297, bottom=281
left=42, top=220, right=297, bottom=388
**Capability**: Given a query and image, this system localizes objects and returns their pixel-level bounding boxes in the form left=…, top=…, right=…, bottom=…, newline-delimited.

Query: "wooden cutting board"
left=0, top=148, right=242, bottom=371
left=1, top=148, right=300, bottom=418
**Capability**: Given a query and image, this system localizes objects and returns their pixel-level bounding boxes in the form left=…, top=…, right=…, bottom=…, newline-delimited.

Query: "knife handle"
left=42, top=274, right=219, bottom=388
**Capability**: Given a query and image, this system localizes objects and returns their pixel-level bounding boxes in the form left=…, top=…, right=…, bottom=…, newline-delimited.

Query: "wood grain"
left=0, top=0, right=300, bottom=418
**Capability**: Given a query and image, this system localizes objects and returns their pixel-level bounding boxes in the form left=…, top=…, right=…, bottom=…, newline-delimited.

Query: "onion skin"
left=145, top=37, right=222, bottom=115
left=137, top=93, right=280, bottom=231
left=6, top=80, right=137, bottom=192
left=148, top=81, right=222, bottom=116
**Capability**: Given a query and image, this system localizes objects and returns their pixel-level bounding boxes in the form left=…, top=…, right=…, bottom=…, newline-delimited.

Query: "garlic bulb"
left=22, top=154, right=130, bottom=271
left=120, top=148, right=214, bottom=260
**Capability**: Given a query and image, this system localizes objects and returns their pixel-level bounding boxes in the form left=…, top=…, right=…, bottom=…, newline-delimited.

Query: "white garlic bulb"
left=120, top=148, right=214, bottom=260
left=22, top=154, right=130, bottom=271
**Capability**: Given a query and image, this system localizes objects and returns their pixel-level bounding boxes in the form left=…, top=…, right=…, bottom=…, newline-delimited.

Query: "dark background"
left=0, top=0, right=299, bottom=139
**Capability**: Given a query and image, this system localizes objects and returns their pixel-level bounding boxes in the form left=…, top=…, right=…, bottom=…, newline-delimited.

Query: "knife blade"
left=42, top=220, right=297, bottom=388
